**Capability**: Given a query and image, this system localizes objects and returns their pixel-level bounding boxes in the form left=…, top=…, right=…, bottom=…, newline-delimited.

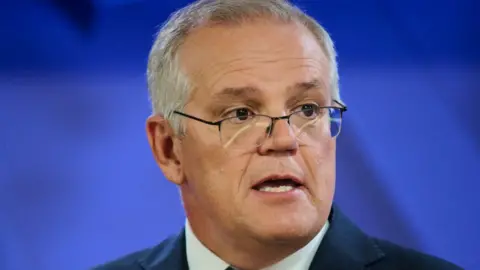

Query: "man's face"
left=155, top=20, right=336, bottom=243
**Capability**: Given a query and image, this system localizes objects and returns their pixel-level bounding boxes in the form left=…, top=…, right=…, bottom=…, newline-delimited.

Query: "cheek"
left=302, top=141, right=336, bottom=188
left=208, top=153, right=251, bottom=192
left=182, top=124, right=224, bottom=169
left=182, top=136, right=249, bottom=194
left=182, top=145, right=252, bottom=218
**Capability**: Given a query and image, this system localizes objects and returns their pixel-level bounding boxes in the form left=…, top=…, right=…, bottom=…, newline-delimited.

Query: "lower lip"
left=251, top=186, right=306, bottom=201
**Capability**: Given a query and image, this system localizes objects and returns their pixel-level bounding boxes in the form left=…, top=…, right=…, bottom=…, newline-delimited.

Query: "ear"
left=146, top=114, right=184, bottom=185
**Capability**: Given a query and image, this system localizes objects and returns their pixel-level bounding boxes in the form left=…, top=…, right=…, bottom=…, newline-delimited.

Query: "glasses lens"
left=329, top=108, right=343, bottom=138
left=220, top=115, right=271, bottom=148
left=290, top=107, right=344, bottom=142
left=220, top=108, right=344, bottom=148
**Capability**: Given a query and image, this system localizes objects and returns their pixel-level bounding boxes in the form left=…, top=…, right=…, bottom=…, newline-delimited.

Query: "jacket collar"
left=308, top=205, right=385, bottom=269
left=138, top=231, right=188, bottom=270
left=137, top=204, right=385, bottom=270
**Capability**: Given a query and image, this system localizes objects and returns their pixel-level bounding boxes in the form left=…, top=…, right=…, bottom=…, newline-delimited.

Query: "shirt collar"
left=185, top=220, right=329, bottom=270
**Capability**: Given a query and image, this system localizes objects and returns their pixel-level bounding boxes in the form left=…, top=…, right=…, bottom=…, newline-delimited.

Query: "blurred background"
left=0, top=0, right=478, bottom=269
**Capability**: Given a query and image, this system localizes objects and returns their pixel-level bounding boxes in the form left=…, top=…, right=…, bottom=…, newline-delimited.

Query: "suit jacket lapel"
left=137, top=230, right=189, bottom=270
left=308, top=205, right=385, bottom=270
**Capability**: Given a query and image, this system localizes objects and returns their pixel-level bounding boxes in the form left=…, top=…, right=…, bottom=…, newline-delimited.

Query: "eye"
left=296, top=103, right=320, bottom=119
left=224, top=107, right=255, bottom=124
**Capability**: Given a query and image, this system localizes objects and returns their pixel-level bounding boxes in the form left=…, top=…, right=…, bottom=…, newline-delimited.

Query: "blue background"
left=0, top=0, right=478, bottom=269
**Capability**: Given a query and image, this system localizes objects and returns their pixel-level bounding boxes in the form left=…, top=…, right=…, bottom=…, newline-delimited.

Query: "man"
left=94, top=0, right=462, bottom=269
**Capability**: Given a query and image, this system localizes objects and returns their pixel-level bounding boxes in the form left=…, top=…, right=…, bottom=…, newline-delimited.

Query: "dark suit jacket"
left=93, top=206, right=463, bottom=270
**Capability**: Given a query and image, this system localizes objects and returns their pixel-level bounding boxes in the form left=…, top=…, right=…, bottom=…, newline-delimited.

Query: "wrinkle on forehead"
left=203, top=57, right=327, bottom=89
left=187, top=60, right=330, bottom=112
left=178, top=21, right=330, bottom=106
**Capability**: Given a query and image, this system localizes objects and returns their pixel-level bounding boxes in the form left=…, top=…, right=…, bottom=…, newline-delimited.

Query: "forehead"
left=178, top=20, right=331, bottom=103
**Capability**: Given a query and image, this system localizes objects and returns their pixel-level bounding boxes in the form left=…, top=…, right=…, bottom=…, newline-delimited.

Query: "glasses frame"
left=173, top=100, right=347, bottom=139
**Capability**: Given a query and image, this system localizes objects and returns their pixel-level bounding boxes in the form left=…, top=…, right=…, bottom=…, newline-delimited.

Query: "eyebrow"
left=287, top=79, right=327, bottom=106
left=212, top=79, right=325, bottom=100
left=288, top=79, right=325, bottom=93
left=209, top=78, right=327, bottom=113
left=211, top=85, right=261, bottom=103
left=209, top=86, right=263, bottom=116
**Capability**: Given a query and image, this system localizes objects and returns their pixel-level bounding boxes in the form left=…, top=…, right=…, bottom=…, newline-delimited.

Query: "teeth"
left=258, top=185, right=294, bottom=193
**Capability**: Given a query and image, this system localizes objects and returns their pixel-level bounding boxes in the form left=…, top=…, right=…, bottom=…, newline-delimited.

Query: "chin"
left=249, top=211, right=321, bottom=243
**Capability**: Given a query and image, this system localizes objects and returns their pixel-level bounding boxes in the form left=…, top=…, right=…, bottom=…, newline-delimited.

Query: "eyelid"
left=218, top=101, right=322, bottom=118
left=222, top=106, right=255, bottom=118
left=292, top=102, right=320, bottom=112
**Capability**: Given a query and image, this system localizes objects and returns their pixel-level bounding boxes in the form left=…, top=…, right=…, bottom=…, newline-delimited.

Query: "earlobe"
left=146, top=115, right=184, bottom=185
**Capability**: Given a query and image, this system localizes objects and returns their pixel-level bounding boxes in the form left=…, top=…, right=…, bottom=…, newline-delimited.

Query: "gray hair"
left=147, top=0, right=340, bottom=134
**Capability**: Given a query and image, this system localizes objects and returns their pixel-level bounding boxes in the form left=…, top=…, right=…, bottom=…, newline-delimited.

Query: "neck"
left=188, top=217, right=309, bottom=269
left=182, top=191, right=317, bottom=269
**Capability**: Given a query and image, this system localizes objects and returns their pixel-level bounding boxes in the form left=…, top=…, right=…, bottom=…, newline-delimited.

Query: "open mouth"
left=252, top=178, right=302, bottom=193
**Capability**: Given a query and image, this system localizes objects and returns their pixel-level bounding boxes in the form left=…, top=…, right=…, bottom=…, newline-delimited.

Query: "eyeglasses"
left=173, top=100, right=347, bottom=149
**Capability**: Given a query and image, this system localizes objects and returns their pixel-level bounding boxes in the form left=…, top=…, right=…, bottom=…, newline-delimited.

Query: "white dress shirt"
left=185, top=220, right=329, bottom=270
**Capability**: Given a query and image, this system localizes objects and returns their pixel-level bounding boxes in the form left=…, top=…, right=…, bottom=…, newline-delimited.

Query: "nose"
left=258, top=118, right=298, bottom=155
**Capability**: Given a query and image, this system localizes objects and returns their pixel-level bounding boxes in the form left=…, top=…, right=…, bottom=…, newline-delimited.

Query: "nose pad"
left=265, top=118, right=283, bottom=137
left=259, top=117, right=298, bottom=153
left=265, top=122, right=273, bottom=136
left=267, top=118, right=295, bottom=138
